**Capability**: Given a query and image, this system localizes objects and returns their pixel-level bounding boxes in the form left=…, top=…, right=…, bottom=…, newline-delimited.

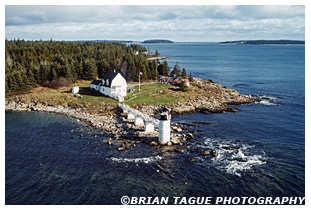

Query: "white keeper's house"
left=90, top=71, right=127, bottom=102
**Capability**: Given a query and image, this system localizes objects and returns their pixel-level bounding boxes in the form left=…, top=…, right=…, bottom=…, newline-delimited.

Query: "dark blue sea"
left=5, top=43, right=305, bottom=204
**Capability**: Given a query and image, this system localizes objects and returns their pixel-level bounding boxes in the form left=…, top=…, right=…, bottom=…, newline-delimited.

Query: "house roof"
left=102, top=71, right=118, bottom=87
left=91, top=79, right=102, bottom=85
left=103, top=71, right=118, bottom=81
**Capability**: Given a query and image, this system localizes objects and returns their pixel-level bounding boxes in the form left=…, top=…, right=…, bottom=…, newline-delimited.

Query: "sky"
left=4, top=5, right=306, bottom=42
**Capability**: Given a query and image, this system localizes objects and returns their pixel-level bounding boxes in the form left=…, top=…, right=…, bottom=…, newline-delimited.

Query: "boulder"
left=125, top=144, right=131, bottom=149
left=158, top=146, right=175, bottom=153
left=187, top=157, right=198, bottom=162
left=187, top=133, right=194, bottom=139
left=159, top=141, right=167, bottom=146
left=171, top=138, right=181, bottom=145
left=174, top=147, right=186, bottom=153
left=212, top=151, right=218, bottom=157
left=149, top=141, right=158, bottom=146
left=202, top=150, right=212, bottom=155
left=167, top=141, right=173, bottom=146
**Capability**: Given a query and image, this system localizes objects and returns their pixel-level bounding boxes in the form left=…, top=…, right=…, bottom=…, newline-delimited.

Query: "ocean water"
left=5, top=43, right=305, bottom=204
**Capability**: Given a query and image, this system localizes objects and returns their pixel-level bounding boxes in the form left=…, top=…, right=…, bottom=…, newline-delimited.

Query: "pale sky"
left=5, top=5, right=305, bottom=42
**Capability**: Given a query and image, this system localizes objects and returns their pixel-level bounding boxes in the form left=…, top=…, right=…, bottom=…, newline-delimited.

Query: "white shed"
left=71, top=86, right=79, bottom=94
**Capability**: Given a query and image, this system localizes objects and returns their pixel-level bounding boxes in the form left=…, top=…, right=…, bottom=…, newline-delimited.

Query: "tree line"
left=5, top=39, right=167, bottom=96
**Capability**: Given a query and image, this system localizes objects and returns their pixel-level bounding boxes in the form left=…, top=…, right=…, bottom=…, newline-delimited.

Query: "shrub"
left=42, top=77, right=71, bottom=89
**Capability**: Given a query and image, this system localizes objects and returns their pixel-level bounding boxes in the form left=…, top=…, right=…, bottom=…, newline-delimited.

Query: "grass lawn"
left=11, top=80, right=194, bottom=111
left=125, top=83, right=184, bottom=105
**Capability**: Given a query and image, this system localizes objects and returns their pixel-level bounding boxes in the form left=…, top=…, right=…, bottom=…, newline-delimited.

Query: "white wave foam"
left=109, top=155, right=163, bottom=164
left=224, top=150, right=266, bottom=177
left=202, top=137, right=266, bottom=177
left=259, top=100, right=277, bottom=106
left=257, top=95, right=279, bottom=106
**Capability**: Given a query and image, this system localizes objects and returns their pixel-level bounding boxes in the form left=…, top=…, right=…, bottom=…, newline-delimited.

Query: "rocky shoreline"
left=5, top=78, right=259, bottom=156
left=138, top=78, right=259, bottom=116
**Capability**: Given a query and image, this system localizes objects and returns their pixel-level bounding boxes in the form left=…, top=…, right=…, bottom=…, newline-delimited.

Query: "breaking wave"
left=108, top=155, right=163, bottom=164
left=256, top=95, right=280, bottom=106
left=200, top=138, right=267, bottom=177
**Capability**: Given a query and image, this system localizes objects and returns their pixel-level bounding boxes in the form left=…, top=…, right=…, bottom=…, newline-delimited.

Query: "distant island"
left=219, top=40, right=305, bottom=45
left=143, top=39, right=173, bottom=43
left=73, top=40, right=134, bottom=43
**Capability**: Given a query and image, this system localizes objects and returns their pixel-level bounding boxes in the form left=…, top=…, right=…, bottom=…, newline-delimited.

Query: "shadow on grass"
left=78, top=87, right=104, bottom=97
left=168, top=87, right=181, bottom=92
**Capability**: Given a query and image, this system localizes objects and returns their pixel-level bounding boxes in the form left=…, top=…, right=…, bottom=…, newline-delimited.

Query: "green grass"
left=77, top=86, right=117, bottom=105
left=13, top=81, right=187, bottom=113
left=125, top=83, right=183, bottom=105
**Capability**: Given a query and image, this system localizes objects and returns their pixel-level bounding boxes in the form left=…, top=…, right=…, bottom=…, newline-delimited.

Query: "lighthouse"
left=159, top=107, right=171, bottom=143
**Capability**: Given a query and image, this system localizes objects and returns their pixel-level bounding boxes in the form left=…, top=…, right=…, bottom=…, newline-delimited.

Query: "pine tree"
left=158, top=60, right=170, bottom=76
left=74, top=61, right=83, bottom=79
left=97, top=58, right=110, bottom=78
left=189, top=72, right=194, bottom=82
left=8, top=76, right=18, bottom=94
left=14, top=72, right=24, bottom=92
left=5, top=77, right=10, bottom=97
left=172, top=62, right=181, bottom=76
left=155, top=49, right=160, bottom=56
left=82, top=59, right=97, bottom=80
left=181, top=68, right=187, bottom=79
left=149, top=60, right=157, bottom=79
left=22, top=72, right=31, bottom=91
left=49, top=68, right=58, bottom=81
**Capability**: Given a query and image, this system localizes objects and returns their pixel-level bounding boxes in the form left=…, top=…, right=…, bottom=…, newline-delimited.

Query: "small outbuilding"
left=71, top=86, right=79, bottom=94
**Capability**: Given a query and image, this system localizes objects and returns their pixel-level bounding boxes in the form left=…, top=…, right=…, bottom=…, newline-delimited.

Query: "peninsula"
left=5, top=39, right=259, bottom=151
left=219, top=40, right=305, bottom=45
left=143, top=39, right=173, bottom=43
left=5, top=77, right=258, bottom=133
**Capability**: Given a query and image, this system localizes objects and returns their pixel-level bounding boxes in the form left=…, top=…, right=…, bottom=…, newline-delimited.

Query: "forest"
left=5, top=39, right=166, bottom=96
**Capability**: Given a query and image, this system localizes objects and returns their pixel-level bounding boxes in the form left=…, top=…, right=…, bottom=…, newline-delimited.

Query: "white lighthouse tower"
left=159, top=107, right=171, bottom=144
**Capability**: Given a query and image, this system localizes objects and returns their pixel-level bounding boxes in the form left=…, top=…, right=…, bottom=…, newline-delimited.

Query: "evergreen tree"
left=158, top=60, right=170, bottom=76
left=27, top=69, right=36, bottom=88
left=181, top=68, right=187, bottom=78
left=74, top=61, right=83, bottom=79
left=5, top=77, right=10, bottom=97
left=8, top=76, right=18, bottom=94
left=189, top=72, right=194, bottom=82
left=155, top=49, right=160, bottom=56
left=149, top=60, right=157, bottom=79
left=49, top=68, right=58, bottom=81
left=82, top=59, right=97, bottom=80
left=5, top=39, right=154, bottom=95
left=172, top=62, right=181, bottom=76
left=40, top=64, right=52, bottom=83
left=21, top=72, right=31, bottom=91
left=125, top=53, right=137, bottom=81
left=14, top=72, right=24, bottom=92
left=97, top=58, right=110, bottom=78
